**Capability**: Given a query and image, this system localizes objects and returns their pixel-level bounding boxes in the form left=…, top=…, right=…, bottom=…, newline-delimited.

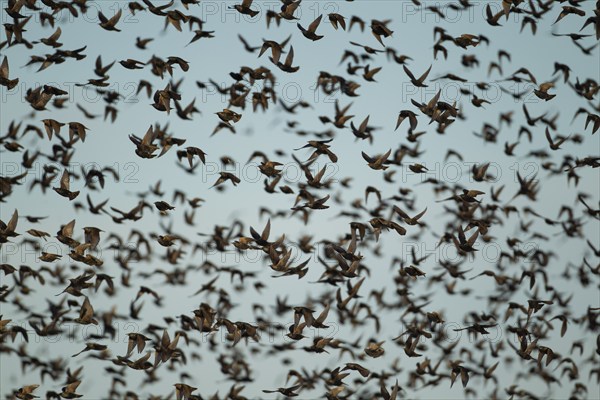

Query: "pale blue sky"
left=1, top=0, right=599, bottom=399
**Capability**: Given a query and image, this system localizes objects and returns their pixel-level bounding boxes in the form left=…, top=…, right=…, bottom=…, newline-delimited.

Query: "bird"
left=262, top=384, right=302, bottom=397
left=98, top=9, right=122, bottom=31
left=297, top=15, right=324, bottom=41
left=0, top=1, right=598, bottom=400
left=362, top=149, right=392, bottom=170
left=485, top=4, right=503, bottom=26
left=452, top=225, right=480, bottom=253
left=231, top=0, right=259, bottom=17
left=370, top=19, right=393, bottom=46
left=129, top=125, right=159, bottom=158
left=395, top=110, right=418, bottom=132
left=403, top=64, right=432, bottom=87
left=53, top=170, right=80, bottom=200
left=0, top=56, right=19, bottom=90
left=271, top=45, right=300, bottom=73
left=329, top=13, right=346, bottom=30
left=279, top=0, right=301, bottom=20
left=393, top=207, right=427, bottom=226
left=211, top=172, right=241, bottom=188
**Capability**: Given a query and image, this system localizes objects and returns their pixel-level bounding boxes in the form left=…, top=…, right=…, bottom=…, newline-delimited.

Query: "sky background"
left=1, top=0, right=599, bottom=399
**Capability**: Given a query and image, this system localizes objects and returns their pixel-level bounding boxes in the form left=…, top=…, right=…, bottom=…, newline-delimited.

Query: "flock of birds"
left=0, top=0, right=600, bottom=399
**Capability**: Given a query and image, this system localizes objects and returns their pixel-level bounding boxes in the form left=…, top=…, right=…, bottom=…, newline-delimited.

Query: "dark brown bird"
left=403, top=64, right=432, bottom=87
left=231, top=0, right=259, bottom=17
left=98, top=9, right=122, bottom=31
left=0, top=56, right=18, bottom=89
left=298, top=15, right=324, bottom=41
left=53, top=170, right=80, bottom=200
